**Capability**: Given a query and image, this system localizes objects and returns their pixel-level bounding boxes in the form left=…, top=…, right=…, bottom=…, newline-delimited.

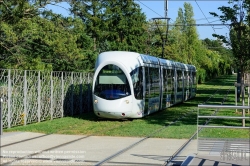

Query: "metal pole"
left=80, top=73, right=83, bottom=114
left=87, top=73, right=90, bottom=112
left=23, top=70, right=27, bottom=126
left=61, top=72, right=64, bottom=117
left=165, top=0, right=168, bottom=18
left=235, top=83, right=237, bottom=112
left=71, top=72, right=74, bottom=116
left=37, top=71, right=41, bottom=122
left=248, top=85, right=249, bottom=114
left=7, top=70, right=11, bottom=128
left=50, top=72, right=53, bottom=120
left=152, top=18, right=171, bottom=59
left=242, top=83, right=245, bottom=127
left=165, top=18, right=170, bottom=59
left=0, top=97, right=3, bottom=135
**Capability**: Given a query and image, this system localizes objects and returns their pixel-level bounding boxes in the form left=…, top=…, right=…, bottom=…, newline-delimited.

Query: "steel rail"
left=0, top=134, right=52, bottom=148
left=163, top=84, right=234, bottom=166
left=2, top=135, right=91, bottom=166
left=94, top=109, right=196, bottom=166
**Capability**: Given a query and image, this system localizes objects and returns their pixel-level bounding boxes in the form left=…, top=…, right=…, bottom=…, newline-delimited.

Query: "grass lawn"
left=4, top=74, right=250, bottom=139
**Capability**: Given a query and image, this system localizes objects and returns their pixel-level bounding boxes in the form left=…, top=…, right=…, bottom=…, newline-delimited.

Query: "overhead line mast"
left=152, top=0, right=231, bottom=59
left=165, top=0, right=168, bottom=18
left=152, top=0, right=170, bottom=59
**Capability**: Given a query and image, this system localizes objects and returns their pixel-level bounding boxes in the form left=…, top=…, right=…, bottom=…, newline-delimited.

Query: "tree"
left=104, top=0, right=148, bottom=52
left=210, top=0, right=250, bottom=83
left=210, top=0, right=249, bottom=126
left=70, top=0, right=107, bottom=52
left=203, top=38, right=233, bottom=75
left=0, top=0, right=95, bottom=71
left=146, top=19, right=167, bottom=57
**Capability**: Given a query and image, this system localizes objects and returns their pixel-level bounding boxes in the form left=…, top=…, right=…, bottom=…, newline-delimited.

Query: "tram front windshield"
left=94, top=64, right=131, bottom=100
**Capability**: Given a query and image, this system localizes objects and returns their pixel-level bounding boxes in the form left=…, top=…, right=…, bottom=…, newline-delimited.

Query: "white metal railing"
left=197, top=104, right=250, bottom=153
left=198, top=105, right=250, bottom=129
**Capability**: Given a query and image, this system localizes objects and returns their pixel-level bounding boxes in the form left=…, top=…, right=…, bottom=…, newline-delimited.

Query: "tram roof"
left=140, top=54, right=159, bottom=65
left=158, top=58, right=175, bottom=68
left=188, top=65, right=196, bottom=71
left=174, top=62, right=186, bottom=70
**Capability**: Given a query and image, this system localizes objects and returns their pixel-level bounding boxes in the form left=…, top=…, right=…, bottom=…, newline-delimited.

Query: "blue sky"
left=46, top=1, right=232, bottom=40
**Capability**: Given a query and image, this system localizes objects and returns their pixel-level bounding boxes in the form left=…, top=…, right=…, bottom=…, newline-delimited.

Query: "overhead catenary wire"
left=195, top=0, right=217, bottom=33
left=137, top=0, right=164, bottom=18
left=150, top=23, right=230, bottom=27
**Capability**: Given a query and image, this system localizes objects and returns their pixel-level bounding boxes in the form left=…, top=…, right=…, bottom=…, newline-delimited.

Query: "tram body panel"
left=130, top=99, right=144, bottom=118
left=93, top=51, right=145, bottom=119
left=93, top=96, right=133, bottom=119
left=94, top=51, right=143, bottom=74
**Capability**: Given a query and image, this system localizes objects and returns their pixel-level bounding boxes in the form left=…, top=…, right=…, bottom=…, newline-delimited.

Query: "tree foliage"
left=0, top=0, right=95, bottom=71
left=210, top=0, right=250, bottom=75
left=0, top=0, right=234, bottom=80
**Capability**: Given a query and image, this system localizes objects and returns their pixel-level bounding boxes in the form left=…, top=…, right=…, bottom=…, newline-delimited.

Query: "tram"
left=92, top=51, right=196, bottom=119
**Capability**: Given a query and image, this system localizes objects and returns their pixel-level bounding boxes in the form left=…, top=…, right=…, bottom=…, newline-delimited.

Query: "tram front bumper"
left=94, top=111, right=132, bottom=119
left=93, top=95, right=133, bottom=119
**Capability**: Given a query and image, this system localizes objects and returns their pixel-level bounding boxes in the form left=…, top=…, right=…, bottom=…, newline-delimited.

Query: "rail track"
left=163, top=84, right=234, bottom=166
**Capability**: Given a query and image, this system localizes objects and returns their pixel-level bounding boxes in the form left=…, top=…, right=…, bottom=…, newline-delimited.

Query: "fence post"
left=50, top=72, right=53, bottom=120
left=23, top=70, right=27, bottom=126
left=0, top=97, right=3, bottom=135
left=242, top=84, right=245, bottom=127
left=61, top=72, right=64, bottom=117
left=71, top=72, right=74, bottom=116
left=37, top=71, right=41, bottom=122
left=247, top=73, right=250, bottom=114
left=87, top=73, right=90, bottom=112
left=80, top=73, right=83, bottom=114
left=248, top=85, right=249, bottom=114
left=7, top=69, right=11, bottom=128
left=235, top=82, right=237, bottom=113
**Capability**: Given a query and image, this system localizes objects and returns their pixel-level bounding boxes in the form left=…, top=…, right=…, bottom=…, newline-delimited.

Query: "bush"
left=197, top=68, right=206, bottom=84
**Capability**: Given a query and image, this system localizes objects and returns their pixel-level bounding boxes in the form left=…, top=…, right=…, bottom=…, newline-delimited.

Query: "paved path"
left=0, top=132, right=195, bottom=165
left=1, top=132, right=249, bottom=165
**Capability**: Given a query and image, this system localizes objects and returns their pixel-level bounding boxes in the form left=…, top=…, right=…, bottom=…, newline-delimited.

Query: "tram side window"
left=163, top=69, right=167, bottom=93
left=184, top=71, right=187, bottom=89
left=189, top=72, right=193, bottom=85
left=145, top=67, right=158, bottom=98
left=167, top=69, right=172, bottom=90
left=145, top=67, right=150, bottom=96
left=130, top=67, right=143, bottom=100
left=193, top=72, right=197, bottom=86
left=177, top=70, right=183, bottom=91
left=153, top=67, right=160, bottom=97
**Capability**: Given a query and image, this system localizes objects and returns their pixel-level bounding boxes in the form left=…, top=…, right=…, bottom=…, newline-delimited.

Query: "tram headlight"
left=125, top=100, right=129, bottom=104
left=94, top=99, right=98, bottom=104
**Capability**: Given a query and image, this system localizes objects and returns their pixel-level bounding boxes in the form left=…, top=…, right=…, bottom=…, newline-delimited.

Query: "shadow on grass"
left=139, top=74, right=237, bottom=126
left=202, top=74, right=236, bottom=86
left=69, top=75, right=237, bottom=127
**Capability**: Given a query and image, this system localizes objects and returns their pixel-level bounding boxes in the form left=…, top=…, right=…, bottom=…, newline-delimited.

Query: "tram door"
left=167, top=69, right=174, bottom=106
left=144, top=67, right=149, bottom=115
left=161, top=68, right=167, bottom=109
left=161, top=68, right=173, bottom=109
left=190, top=71, right=197, bottom=98
left=144, top=66, right=161, bottom=115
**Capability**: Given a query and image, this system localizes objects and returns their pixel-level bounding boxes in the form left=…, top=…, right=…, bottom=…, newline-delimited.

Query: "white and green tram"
left=92, top=51, right=196, bottom=119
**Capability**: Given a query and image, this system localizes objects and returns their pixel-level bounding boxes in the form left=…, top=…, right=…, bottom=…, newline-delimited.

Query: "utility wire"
left=137, top=0, right=164, bottom=18
left=137, top=0, right=222, bottom=26
left=195, top=0, right=216, bottom=33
